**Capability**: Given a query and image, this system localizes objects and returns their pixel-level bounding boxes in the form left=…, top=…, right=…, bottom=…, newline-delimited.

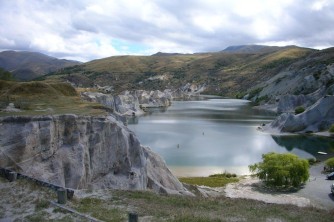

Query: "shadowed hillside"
left=0, top=51, right=81, bottom=81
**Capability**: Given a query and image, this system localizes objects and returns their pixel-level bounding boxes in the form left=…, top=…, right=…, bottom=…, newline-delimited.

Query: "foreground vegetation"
left=179, top=173, right=239, bottom=187
left=1, top=176, right=333, bottom=222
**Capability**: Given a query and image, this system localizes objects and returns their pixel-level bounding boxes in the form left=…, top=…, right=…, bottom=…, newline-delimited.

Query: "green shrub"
left=325, top=157, right=334, bottom=169
left=295, top=106, right=305, bottom=114
left=329, top=124, right=334, bottom=133
left=249, top=152, right=309, bottom=188
left=307, top=158, right=318, bottom=166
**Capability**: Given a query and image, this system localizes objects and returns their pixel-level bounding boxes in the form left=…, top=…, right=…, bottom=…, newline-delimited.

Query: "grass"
left=71, top=197, right=125, bottom=222
left=69, top=189, right=334, bottom=222
left=0, top=80, right=110, bottom=116
left=179, top=173, right=239, bottom=187
left=1, top=175, right=334, bottom=221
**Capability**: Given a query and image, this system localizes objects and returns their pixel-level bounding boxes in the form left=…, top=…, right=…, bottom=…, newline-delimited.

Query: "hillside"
left=47, top=45, right=314, bottom=96
left=0, top=51, right=81, bottom=81
left=0, top=80, right=109, bottom=116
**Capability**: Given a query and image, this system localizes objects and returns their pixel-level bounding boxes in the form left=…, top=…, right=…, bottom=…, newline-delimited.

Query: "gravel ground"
left=224, top=163, right=334, bottom=210
left=296, top=162, right=334, bottom=210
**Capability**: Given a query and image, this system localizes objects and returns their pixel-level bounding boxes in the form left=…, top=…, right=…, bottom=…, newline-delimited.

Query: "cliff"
left=263, top=96, right=334, bottom=133
left=82, top=83, right=205, bottom=116
left=0, top=114, right=189, bottom=194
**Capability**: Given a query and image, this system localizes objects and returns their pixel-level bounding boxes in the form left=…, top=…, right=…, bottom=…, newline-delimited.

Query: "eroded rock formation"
left=82, top=83, right=205, bottom=116
left=0, top=114, right=189, bottom=194
left=263, top=96, right=334, bottom=133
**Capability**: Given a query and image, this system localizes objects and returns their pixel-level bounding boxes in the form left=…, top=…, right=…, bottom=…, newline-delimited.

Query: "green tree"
left=325, top=157, right=334, bottom=171
left=249, top=152, right=309, bottom=188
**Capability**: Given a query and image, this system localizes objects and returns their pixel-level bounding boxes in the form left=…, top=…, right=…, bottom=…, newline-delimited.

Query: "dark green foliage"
left=329, top=124, right=334, bottom=133
left=0, top=67, right=15, bottom=81
left=295, top=106, right=305, bottom=114
left=209, top=172, right=237, bottom=178
left=249, top=152, right=309, bottom=188
left=248, top=87, right=263, bottom=99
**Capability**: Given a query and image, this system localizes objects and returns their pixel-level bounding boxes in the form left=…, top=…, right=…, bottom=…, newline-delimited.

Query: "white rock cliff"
left=0, top=114, right=189, bottom=194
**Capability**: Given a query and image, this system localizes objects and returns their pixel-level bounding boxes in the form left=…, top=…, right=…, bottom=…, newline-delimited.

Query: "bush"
left=329, top=124, right=334, bottom=133
left=325, top=157, right=334, bottom=170
left=249, top=152, right=309, bottom=188
left=295, top=106, right=305, bottom=114
left=307, top=158, right=318, bottom=166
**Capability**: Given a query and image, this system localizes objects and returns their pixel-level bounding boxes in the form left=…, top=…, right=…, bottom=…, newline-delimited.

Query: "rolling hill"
left=0, top=51, right=81, bottom=81
left=47, top=45, right=315, bottom=96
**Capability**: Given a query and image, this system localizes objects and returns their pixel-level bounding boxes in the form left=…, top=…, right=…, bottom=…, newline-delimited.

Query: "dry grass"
left=1, top=176, right=333, bottom=221
left=48, top=46, right=315, bottom=96
left=0, top=80, right=109, bottom=116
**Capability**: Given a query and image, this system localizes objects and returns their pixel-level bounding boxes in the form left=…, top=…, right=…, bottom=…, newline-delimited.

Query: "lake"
left=128, top=98, right=334, bottom=177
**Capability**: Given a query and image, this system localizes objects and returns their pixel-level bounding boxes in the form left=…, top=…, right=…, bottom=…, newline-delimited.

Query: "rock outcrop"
left=82, top=83, right=205, bottom=117
left=0, top=114, right=189, bottom=194
left=82, top=89, right=172, bottom=116
left=276, top=87, right=326, bottom=113
left=263, top=96, right=334, bottom=133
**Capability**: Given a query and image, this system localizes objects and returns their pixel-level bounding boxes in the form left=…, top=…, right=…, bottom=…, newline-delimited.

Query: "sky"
left=0, top=0, right=333, bottom=62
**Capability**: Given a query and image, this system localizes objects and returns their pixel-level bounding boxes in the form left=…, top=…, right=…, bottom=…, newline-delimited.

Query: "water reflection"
left=128, top=98, right=334, bottom=176
left=272, top=135, right=334, bottom=158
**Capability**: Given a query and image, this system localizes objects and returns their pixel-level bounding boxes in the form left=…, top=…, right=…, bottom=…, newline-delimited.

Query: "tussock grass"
left=0, top=80, right=109, bottom=116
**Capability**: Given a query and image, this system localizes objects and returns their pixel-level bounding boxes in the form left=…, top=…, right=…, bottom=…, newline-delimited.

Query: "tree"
left=249, top=152, right=309, bottom=188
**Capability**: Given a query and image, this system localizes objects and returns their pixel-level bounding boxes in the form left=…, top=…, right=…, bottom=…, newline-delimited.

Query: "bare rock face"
left=0, top=114, right=188, bottom=194
left=277, top=87, right=326, bottom=113
left=265, top=96, right=334, bottom=133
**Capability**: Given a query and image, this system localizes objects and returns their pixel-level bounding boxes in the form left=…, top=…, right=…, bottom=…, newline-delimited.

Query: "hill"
left=47, top=45, right=314, bottom=96
left=222, top=44, right=283, bottom=53
left=0, top=80, right=109, bottom=116
left=0, top=51, right=81, bottom=81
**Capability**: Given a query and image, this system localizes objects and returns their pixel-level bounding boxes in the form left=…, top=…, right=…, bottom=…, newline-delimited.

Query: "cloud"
left=0, top=0, right=333, bottom=61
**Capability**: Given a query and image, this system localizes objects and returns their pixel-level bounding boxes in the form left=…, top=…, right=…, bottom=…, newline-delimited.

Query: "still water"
left=128, top=98, right=334, bottom=177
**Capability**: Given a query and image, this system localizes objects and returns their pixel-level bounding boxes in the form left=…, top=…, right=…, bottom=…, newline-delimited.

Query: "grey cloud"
left=0, top=0, right=334, bottom=61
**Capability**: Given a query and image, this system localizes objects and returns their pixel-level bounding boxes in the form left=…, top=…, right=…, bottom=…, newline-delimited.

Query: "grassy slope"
left=0, top=80, right=109, bottom=116
left=7, top=171, right=330, bottom=221
left=46, top=46, right=314, bottom=96
left=1, top=177, right=333, bottom=222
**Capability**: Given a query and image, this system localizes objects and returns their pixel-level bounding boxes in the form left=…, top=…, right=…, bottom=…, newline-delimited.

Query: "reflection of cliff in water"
left=272, top=135, right=334, bottom=156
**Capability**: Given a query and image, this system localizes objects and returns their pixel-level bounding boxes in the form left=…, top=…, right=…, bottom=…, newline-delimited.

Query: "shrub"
left=325, top=157, right=334, bottom=170
left=249, top=152, right=309, bottom=188
left=295, top=106, right=305, bottom=114
left=329, top=124, right=334, bottom=133
left=307, top=158, right=318, bottom=166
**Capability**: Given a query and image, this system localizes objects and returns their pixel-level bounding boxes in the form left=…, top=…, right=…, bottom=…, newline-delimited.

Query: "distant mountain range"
left=0, top=51, right=81, bottom=81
